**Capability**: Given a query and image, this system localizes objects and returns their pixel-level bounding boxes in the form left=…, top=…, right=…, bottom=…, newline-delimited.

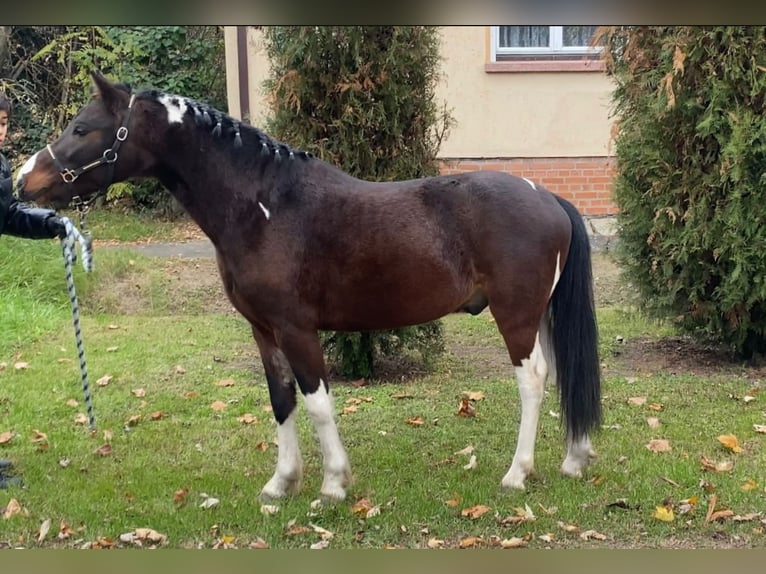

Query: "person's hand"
left=45, top=214, right=67, bottom=239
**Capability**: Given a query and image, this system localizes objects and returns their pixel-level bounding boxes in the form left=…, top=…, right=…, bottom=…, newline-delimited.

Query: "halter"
left=46, top=93, right=136, bottom=211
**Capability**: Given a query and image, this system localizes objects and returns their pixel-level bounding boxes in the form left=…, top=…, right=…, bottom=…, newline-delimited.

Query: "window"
left=488, top=26, right=604, bottom=71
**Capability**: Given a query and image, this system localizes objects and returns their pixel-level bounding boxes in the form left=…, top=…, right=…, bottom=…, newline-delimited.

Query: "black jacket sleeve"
left=0, top=173, right=60, bottom=240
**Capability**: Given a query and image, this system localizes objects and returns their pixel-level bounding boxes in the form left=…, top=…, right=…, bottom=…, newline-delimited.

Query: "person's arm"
left=1, top=176, right=66, bottom=239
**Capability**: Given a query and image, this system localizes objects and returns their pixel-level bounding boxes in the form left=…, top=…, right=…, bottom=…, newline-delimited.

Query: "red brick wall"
left=439, top=156, right=617, bottom=216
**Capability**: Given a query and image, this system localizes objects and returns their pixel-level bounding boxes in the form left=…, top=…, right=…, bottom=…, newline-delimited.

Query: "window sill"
left=485, top=60, right=606, bottom=73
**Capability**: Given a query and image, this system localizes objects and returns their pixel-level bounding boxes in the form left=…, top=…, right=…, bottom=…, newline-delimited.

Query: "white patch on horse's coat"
left=522, top=177, right=537, bottom=190
left=549, top=251, right=562, bottom=298
left=158, top=94, right=188, bottom=124
left=501, top=332, right=548, bottom=491
left=303, top=380, right=351, bottom=500
left=260, top=409, right=302, bottom=498
left=17, top=151, right=40, bottom=184
left=258, top=202, right=271, bottom=220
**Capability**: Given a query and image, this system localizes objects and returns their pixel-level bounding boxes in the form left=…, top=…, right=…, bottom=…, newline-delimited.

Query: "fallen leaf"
left=709, top=509, right=735, bottom=522
left=59, top=458, right=70, bottom=468
left=286, top=523, right=312, bottom=536
left=742, top=478, right=758, bottom=492
left=96, top=374, right=113, bottom=387
left=74, top=413, right=88, bottom=425
left=677, top=496, right=698, bottom=515
left=351, top=498, right=374, bottom=517
left=249, top=537, right=269, bottom=549
left=175, top=365, right=186, bottom=374
left=173, top=488, right=189, bottom=506
left=183, top=391, right=199, bottom=399
left=94, top=444, right=112, bottom=457
left=405, top=416, right=424, bottom=426
left=646, top=439, right=672, bottom=453
left=647, top=417, right=661, bottom=428
left=125, top=415, right=142, bottom=427
left=458, top=536, right=481, bottom=548
left=106, top=346, right=119, bottom=352
left=700, top=454, right=734, bottom=473
left=500, top=537, right=528, bottom=549
left=427, top=537, right=444, bottom=548
left=58, top=521, right=74, bottom=539
left=444, top=494, right=462, bottom=507
left=717, top=434, right=744, bottom=453
left=537, top=503, right=558, bottom=516
left=345, top=397, right=373, bottom=405
left=215, top=379, right=235, bottom=387
left=310, top=539, right=330, bottom=550
left=3, top=498, right=23, bottom=519
left=131, top=388, right=146, bottom=398
left=649, top=402, right=664, bottom=411
left=255, top=441, right=269, bottom=451
left=237, top=413, right=258, bottom=425
left=456, top=398, right=476, bottom=418
left=392, top=392, right=414, bottom=399
left=461, top=504, right=491, bottom=519
left=211, top=401, right=227, bottom=412
left=65, top=399, right=79, bottom=407
left=0, top=431, right=14, bottom=444
left=454, top=445, right=474, bottom=456
left=628, top=396, right=647, bottom=406
left=462, top=390, right=486, bottom=401
left=14, top=361, right=29, bottom=370
left=743, top=395, right=756, bottom=403
left=463, top=454, right=477, bottom=470
left=588, top=475, right=605, bottom=486
left=579, top=530, right=608, bottom=541
left=653, top=505, right=675, bottom=522
left=733, top=512, right=763, bottom=522
left=199, top=497, right=220, bottom=509
left=150, top=411, right=166, bottom=421
left=350, top=378, right=367, bottom=387
left=309, top=523, right=334, bottom=540
left=342, top=405, right=358, bottom=415
left=659, top=476, right=680, bottom=487
left=37, top=518, right=52, bottom=542
left=557, top=521, right=579, bottom=533
left=108, top=324, right=120, bottom=330
left=133, top=528, right=167, bottom=545
left=754, top=424, right=766, bottom=434
left=539, top=533, right=555, bottom=543
left=260, top=504, right=279, bottom=515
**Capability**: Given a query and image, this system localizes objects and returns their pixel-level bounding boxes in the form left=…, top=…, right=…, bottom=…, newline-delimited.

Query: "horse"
left=17, top=72, right=601, bottom=501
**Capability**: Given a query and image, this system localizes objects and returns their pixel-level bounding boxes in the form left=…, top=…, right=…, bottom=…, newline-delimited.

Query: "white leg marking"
left=158, top=94, right=188, bottom=124
left=260, top=409, right=303, bottom=499
left=549, top=251, right=561, bottom=298
left=561, top=434, right=595, bottom=478
left=502, top=333, right=548, bottom=490
left=303, top=380, right=351, bottom=500
left=17, top=151, right=41, bottom=185
left=522, top=177, right=537, bottom=190
left=258, top=202, right=271, bottom=220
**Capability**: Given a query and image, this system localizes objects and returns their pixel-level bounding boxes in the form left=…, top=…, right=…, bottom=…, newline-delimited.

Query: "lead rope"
left=60, top=216, right=96, bottom=430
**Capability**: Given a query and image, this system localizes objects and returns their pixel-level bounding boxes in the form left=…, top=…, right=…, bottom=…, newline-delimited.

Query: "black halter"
left=46, top=93, right=136, bottom=209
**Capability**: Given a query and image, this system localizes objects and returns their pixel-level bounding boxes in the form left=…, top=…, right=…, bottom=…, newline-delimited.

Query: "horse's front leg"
left=278, top=326, right=351, bottom=501
left=251, top=325, right=304, bottom=500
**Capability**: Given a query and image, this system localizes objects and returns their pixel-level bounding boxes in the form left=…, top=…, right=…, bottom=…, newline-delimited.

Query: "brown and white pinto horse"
left=17, top=73, right=601, bottom=501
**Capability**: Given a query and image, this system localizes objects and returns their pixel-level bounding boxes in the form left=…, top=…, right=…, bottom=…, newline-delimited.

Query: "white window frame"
left=490, top=26, right=601, bottom=61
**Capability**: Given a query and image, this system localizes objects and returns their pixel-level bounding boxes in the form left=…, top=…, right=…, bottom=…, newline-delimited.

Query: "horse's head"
left=17, top=72, right=150, bottom=209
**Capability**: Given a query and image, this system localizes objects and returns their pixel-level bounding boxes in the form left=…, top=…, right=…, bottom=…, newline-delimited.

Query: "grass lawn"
left=0, top=215, right=765, bottom=549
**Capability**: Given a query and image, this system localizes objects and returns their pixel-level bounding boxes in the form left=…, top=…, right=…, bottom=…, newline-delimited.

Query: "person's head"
left=0, top=93, right=10, bottom=149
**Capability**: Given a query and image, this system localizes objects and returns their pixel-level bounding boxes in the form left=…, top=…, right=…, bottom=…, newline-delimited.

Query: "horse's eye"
left=73, top=126, right=87, bottom=136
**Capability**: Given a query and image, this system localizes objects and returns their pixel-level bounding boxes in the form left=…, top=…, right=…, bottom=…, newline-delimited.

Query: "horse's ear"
left=91, top=71, right=124, bottom=115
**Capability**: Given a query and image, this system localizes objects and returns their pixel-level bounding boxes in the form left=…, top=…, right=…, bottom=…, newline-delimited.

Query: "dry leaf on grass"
left=211, top=401, right=227, bottom=412
left=753, top=424, right=766, bottom=434
left=310, top=539, right=330, bottom=550
left=405, top=416, right=424, bottom=426
left=2, top=498, right=24, bottom=519
left=183, top=391, right=199, bottom=399
left=237, top=413, right=258, bottom=425
left=341, top=405, right=358, bottom=415
left=462, top=391, right=486, bottom=401
left=677, top=496, right=698, bottom=515
left=646, top=439, right=672, bottom=453
left=351, top=498, right=381, bottom=519
left=125, top=415, right=142, bottom=427
left=579, top=530, right=608, bottom=541
left=65, top=399, right=79, bottom=407
left=461, top=504, right=492, bottom=519
left=444, top=494, right=462, bottom=507
left=463, top=455, right=477, bottom=470
left=150, top=411, right=166, bottom=421
left=427, top=537, right=445, bottom=548
left=260, top=504, right=280, bottom=515
left=392, top=392, right=414, bottom=399
left=74, top=413, right=88, bottom=425
left=255, top=441, right=269, bottom=452
left=647, top=417, right=661, bottom=428
left=199, top=496, right=220, bottom=509
left=249, top=537, right=269, bottom=549
left=500, top=537, right=528, bottom=549
left=454, top=445, right=474, bottom=456
left=732, top=513, right=763, bottom=522
left=14, top=361, right=29, bottom=370
left=0, top=431, right=14, bottom=445
left=173, top=488, right=189, bottom=506
left=94, top=444, right=113, bottom=457
left=741, top=479, right=758, bottom=492
left=37, top=518, right=52, bottom=543
left=627, top=396, right=647, bottom=406
left=700, top=454, right=734, bottom=473
left=106, top=346, right=119, bottom=353
left=717, top=434, right=744, bottom=453
left=456, top=398, right=476, bottom=418
left=131, top=388, right=146, bottom=398
left=175, top=365, right=186, bottom=374
left=653, top=505, right=675, bottom=522
left=557, top=521, right=579, bottom=533
left=458, top=536, right=481, bottom=548
left=309, top=523, right=334, bottom=540
left=96, top=374, right=113, bottom=387
left=649, top=403, right=664, bottom=411
left=346, top=397, right=373, bottom=405
left=215, top=379, right=235, bottom=387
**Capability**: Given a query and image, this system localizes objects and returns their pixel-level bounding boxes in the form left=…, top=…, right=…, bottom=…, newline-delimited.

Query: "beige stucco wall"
left=224, top=26, right=615, bottom=159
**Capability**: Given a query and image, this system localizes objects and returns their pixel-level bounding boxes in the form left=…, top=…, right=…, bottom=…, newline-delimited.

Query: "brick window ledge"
left=485, top=60, right=606, bottom=73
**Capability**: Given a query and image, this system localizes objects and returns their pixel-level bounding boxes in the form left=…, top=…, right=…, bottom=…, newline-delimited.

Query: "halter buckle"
left=116, top=126, right=128, bottom=141
left=103, top=149, right=118, bottom=163
left=61, top=169, right=78, bottom=184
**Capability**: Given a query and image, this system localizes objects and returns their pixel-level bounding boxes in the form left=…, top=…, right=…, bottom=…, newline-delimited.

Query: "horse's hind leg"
left=490, top=300, right=549, bottom=491
left=277, top=327, right=351, bottom=501
left=252, top=325, right=304, bottom=500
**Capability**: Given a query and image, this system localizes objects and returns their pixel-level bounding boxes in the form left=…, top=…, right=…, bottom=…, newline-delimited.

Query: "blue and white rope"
left=60, top=216, right=95, bottom=430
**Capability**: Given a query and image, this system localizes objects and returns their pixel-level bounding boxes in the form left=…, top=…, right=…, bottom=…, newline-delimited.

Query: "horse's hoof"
left=560, top=462, right=584, bottom=479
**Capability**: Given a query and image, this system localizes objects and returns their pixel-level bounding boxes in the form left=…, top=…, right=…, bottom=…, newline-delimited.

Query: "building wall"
left=225, top=26, right=617, bottom=215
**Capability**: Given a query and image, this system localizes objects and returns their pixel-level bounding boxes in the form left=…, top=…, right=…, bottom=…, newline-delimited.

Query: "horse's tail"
left=547, top=195, right=601, bottom=441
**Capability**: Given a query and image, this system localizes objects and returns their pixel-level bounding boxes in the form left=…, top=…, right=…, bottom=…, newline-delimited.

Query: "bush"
left=601, top=26, right=766, bottom=357
left=263, top=26, right=454, bottom=378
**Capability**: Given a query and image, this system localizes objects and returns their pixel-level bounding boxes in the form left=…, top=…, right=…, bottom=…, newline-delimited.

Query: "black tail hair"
left=549, top=195, right=602, bottom=441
